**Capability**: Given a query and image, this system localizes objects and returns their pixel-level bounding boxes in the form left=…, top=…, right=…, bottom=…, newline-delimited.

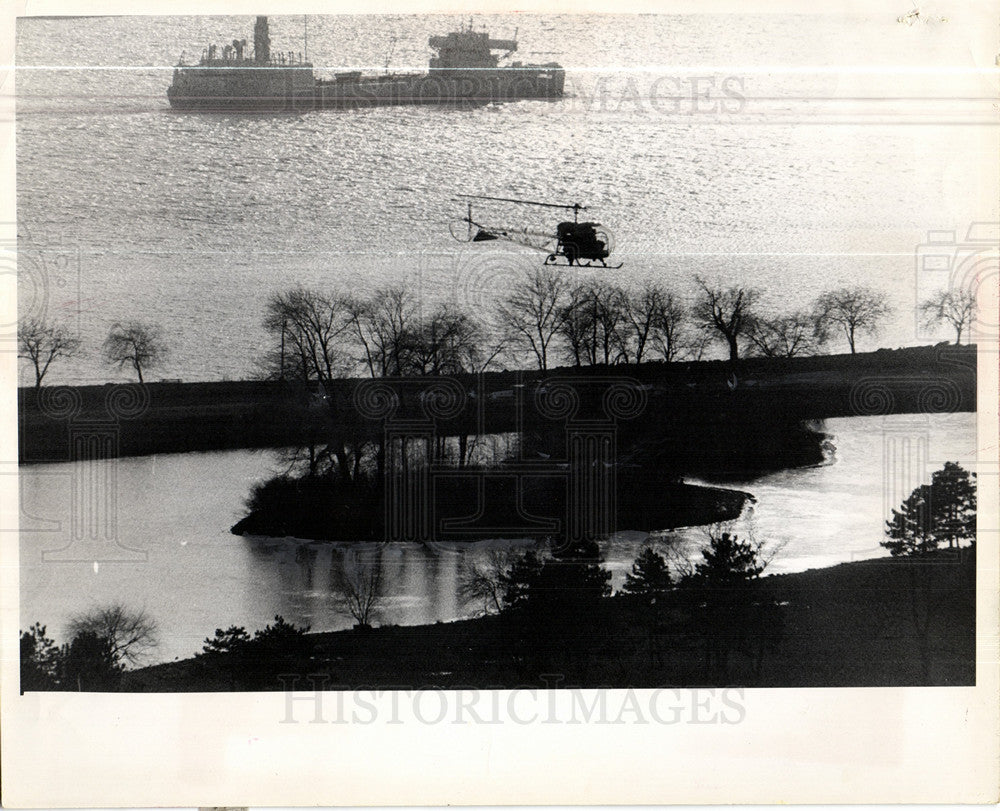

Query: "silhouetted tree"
left=250, top=615, right=312, bottom=672
left=622, top=546, right=675, bottom=666
left=102, top=321, right=165, bottom=383
left=196, top=619, right=310, bottom=688
left=17, top=316, right=81, bottom=388
left=200, top=625, right=252, bottom=656
left=681, top=529, right=775, bottom=681
left=500, top=542, right=612, bottom=679
left=497, top=267, right=571, bottom=370
left=920, top=288, right=977, bottom=345
left=19, top=623, right=61, bottom=691
left=882, top=462, right=976, bottom=556
left=637, top=286, right=687, bottom=363
left=881, top=463, right=976, bottom=682
left=621, top=547, right=673, bottom=597
left=404, top=302, right=504, bottom=464
left=813, top=286, right=889, bottom=353
left=460, top=548, right=516, bottom=615
left=930, top=462, right=977, bottom=549
left=60, top=631, right=122, bottom=691
left=569, top=282, right=628, bottom=365
left=263, top=286, right=351, bottom=383
left=747, top=311, right=823, bottom=357
left=347, top=286, right=418, bottom=377
left=332, top=546, right=385, bottom=628
left=694, top=279, right=756, bottom=362
left=499, top=550, right=546, bottom=611
left=67, top=604, right=159, bottom=668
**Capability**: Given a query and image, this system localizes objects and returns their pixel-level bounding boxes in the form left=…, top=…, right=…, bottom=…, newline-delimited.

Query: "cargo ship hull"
left=167, top=67, right=565, bottom=112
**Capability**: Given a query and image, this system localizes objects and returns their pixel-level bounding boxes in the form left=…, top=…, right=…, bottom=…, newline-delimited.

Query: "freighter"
left=167, top=16, right=565, bottom=111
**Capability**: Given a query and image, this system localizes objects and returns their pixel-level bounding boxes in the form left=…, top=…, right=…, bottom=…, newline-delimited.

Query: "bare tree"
left=263, top=287, right=362, bottom=481
left=67, top=603, right=159, bottom=668
left=694, top=278, right=757, bottom=362
left=813, top=286, right=890, bottom=354
left=332, top=546, right=385, bottom=628
left=406, top=304, right=505, bottom=466
left=622, top=282, right=665, bottom=363
left=497, top=267, right=571, bottom=371
left=409, top=304, right=481, bottom=375
left=589, top=282, right=628, bottom=365
left=622, top=282, right=687, bottom=363
left=747, top=311, right=823, bottom=357
left=17, top=316, right=81, bottom=388
left=558, top=282, right=626, bottom=366
left=347, top=287, right=417, bottom=377
left=559, top=291, right=590, bottom=367
left=676, top=329, right=713, bottom=362
left=102, top=321, right=165, bottom=383
left=459, top=548, right=516, bottom=615
left=264, top=287, right=352, bottom=384
left=920, top=288, right=977, bottom=345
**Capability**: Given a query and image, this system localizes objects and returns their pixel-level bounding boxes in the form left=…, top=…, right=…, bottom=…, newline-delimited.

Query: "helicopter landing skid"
left=544, top=254, right=623, bottom=269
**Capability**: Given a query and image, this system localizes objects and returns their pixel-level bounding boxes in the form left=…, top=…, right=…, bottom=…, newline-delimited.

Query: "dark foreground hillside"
left=123, top=548, right=975, bottom=691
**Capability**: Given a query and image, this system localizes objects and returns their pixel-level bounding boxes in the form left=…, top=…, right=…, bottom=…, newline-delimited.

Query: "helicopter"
left=450, top=194, right=623, bottom=269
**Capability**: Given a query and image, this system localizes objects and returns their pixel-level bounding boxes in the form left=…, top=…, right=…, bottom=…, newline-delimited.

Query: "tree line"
left=18, top=318, right=167, bottom=388
left=261, top=274, right=977, bottom=381
left=17, top=274, right=977, bottom=387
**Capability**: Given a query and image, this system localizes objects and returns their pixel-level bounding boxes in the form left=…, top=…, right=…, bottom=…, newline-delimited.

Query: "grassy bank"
left=122, top=548, right=975, bottom=691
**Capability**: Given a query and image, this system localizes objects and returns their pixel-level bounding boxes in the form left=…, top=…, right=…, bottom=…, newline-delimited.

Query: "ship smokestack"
left=254, top=16, right=270, bottom=64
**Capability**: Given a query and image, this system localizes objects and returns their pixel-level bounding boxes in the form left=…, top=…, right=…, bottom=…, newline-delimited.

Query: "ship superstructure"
left=167, top=16, right=565, bottom=111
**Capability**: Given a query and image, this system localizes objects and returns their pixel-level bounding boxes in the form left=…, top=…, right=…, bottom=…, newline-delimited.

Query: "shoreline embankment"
left=19, top=344, right=976, bottom=464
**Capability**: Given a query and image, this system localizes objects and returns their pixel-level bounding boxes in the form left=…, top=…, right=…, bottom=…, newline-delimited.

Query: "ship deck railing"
left=186, top=58, right=314, bottom=69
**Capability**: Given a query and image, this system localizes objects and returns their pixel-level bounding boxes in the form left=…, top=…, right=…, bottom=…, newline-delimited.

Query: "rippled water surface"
left=15, top=13, right=997, bottom=383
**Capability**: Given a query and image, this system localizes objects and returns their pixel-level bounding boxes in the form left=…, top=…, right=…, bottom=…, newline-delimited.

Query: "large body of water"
left=13, top=14, right=989, bottom=665
left=19, top=413, right=976, bottom=663
left=14, top=12, right=998, bottom=384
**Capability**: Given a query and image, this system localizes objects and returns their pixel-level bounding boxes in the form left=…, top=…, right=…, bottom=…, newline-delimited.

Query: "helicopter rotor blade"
left=457, top=193, right=587, bottom=212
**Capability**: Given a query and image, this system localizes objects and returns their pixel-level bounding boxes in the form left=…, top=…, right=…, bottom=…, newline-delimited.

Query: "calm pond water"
left=19, top=412, right=976, bottom=664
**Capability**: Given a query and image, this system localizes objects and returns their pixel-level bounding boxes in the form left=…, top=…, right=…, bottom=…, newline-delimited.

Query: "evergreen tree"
left=681, top=531, right=772, bottom=682
left=621, top=547, right=673, bottom=598
left=500, top=542, right=613, bottom=681
left=500, top=550, right=545, bottom=611
left=881, top=463, right=976, bottom=682
left=928, top=462, right=976, bottom=549
left=502, top=543, right=611, bottom=614
left=19, top=623, right=61, bottom=692
left=883, top=462, right=976, bottom=556
left=621, top=546, right=675, bottom=668
left=690, top=531, right=765, bottom=585
left=60, top=631, right=122, bottom=691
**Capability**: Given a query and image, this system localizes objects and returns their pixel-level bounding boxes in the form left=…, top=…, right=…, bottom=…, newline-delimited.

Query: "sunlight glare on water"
left=15, top=13, right=997, bottom=383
